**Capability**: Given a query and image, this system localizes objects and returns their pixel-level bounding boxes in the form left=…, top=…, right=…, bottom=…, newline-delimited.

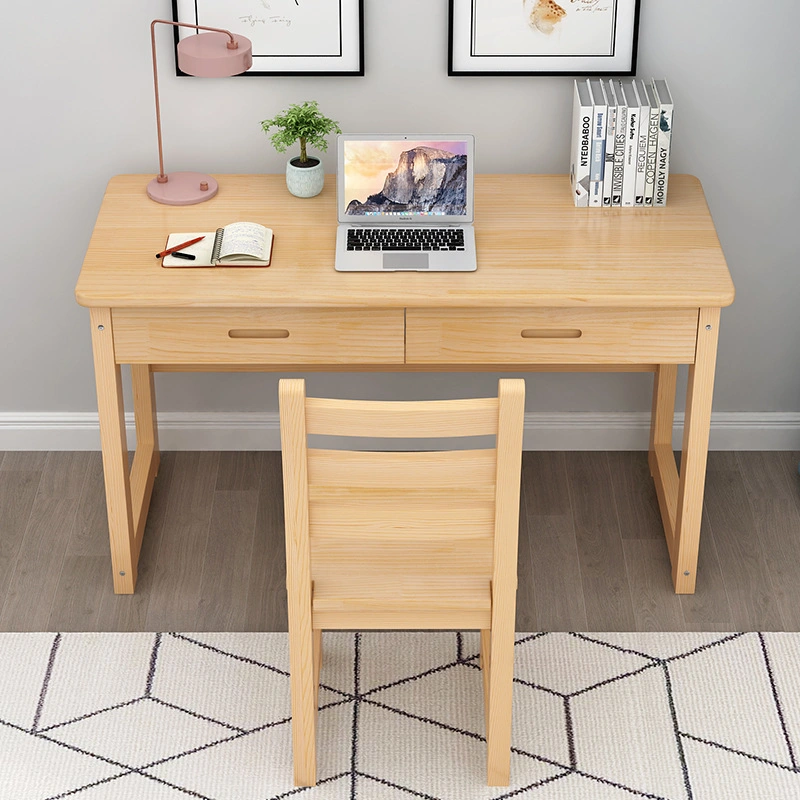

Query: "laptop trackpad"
left=383, top=253, right=429, bottom=270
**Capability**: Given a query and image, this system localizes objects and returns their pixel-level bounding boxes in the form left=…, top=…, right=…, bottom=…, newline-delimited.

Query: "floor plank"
left=196, top=489, right=260, bottom=630
left=622, top=539, right=685, bottom=631
left=68, top=453, right=109, bottom=557
left=216, top=451, right=264, bottom=492
left=566, top=452, right=636, bottom=631
left=737, top=452, right=800, bottom=629
left=0, top=452, right=48, bottom=472
left=0, top=498, right=78, bottom=631
left=245, top=454, right=288, bottom=632
left=144, top=452, right=220, bottom=631
left=702, top=452, right=785, bottom=630
left=0, top=469, right=42, bottom=615
left=522, top=452, right=587, bottom=631
left=0, top=454, right=90, bottom=631
left=608, top=451, right=664, bottom=540
left=47, top=555, right=109, bottom=632
left=38, top=452, right=92, bottom=500
left=679, top=508, right=734, bottom=627
left=515, top=485, right=538, bottom=632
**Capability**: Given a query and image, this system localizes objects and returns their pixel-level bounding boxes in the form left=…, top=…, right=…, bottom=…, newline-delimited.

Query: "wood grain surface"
left=75, top=174, right=734, bottom=310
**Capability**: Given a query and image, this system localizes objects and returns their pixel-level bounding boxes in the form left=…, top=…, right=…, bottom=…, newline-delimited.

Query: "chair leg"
left=480, top=629, right=491, bottom=722
left=289, top=621, right=317, bottom=786
left=313, top=628, right=322, bottom=713
left=486, top=625, right=514, bottom=786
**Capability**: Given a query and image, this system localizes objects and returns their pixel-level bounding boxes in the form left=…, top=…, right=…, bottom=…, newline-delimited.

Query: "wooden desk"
left=75, top=174, right=734, bottom=595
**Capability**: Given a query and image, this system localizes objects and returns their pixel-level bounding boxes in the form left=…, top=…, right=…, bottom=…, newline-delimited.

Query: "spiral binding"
left=210, top=228, right=225, bottom=264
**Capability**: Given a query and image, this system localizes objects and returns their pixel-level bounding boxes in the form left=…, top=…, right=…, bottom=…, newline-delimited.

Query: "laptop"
left=335, top=134, right=477, bottom=272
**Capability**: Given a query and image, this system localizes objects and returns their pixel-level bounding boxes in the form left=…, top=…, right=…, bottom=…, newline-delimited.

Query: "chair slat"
left=309, top=489, right=494, bottom=539
left=310, top=536, right=494, bottom=578
left=307, top=448, right=497, bottom=490
left=308, top=485, right=496, bottom=507
left=305, top=396, right=499, bottom=437
left=310, top=515, right=494, bottom=540
left=313, top=606, right=492, bottom=631
left=312, top=575, right=492, bottom=630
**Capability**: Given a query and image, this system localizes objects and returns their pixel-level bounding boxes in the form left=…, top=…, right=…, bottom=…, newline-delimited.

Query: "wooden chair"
left=279, top=378, right=525, bottom=787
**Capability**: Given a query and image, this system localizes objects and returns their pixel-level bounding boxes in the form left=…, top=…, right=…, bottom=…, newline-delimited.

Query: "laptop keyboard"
left=347, top=228, right=465, bottom=251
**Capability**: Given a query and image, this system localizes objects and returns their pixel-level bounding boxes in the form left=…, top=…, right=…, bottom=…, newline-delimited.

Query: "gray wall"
left=2, top=1, right=798, bottom=431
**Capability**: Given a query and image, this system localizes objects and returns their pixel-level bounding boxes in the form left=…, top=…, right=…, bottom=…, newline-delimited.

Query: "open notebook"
left=162, top=222, right=273, bottom=267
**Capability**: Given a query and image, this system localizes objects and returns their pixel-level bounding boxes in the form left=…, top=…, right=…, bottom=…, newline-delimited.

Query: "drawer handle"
left=521, top=328, right=583, bottom=339
left=228, top=329, right=290, bottom=339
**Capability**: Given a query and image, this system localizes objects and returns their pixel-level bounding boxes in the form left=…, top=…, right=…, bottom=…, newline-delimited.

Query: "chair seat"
left=312, top=575, right=492, bottom=630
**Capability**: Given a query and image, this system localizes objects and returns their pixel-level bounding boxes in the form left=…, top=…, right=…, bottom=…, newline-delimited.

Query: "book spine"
left=611, top=83, right=626, bottom=207
left=569, top=80, right=592, bottom=207
left=654, top=81, right=673, bottom=207
left=620, top=81, right=640, bottom=208
left=588, top=80, right=607, bottom=208
left=602, top=80, right=616, bottom=208
left=211, top=227, right=225, bottom=265
left=644, top=87, right=660, bottom=206
left=634, top=83, right=649, bottom=207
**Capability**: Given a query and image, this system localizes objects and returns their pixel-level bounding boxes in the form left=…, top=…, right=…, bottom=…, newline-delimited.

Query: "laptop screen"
left=337, top=135, right=474, bottom=223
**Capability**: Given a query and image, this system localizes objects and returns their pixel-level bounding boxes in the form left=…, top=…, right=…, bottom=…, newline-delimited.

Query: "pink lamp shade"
left=178, top=32, right=253, bottom=77
left=147, top=23, right=253, bottom=206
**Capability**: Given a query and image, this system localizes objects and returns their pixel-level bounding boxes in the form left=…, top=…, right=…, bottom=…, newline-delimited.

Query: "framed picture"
left=448, top=0, right=640, bottom=76
left=172, top=0, right=364, bottom=76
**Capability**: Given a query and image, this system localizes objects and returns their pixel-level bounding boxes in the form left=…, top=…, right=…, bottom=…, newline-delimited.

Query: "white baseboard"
left=0, top=411, right=798, bottom=451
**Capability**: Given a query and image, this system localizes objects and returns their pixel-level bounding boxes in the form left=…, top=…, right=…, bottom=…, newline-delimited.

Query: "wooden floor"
left=0, top=450, right=799, bottom=633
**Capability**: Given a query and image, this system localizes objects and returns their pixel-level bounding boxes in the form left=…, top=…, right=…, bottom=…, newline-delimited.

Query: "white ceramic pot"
left=286, top=157, right=324, bottom=198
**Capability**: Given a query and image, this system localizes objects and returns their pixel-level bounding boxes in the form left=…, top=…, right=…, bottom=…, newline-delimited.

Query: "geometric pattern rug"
left=2, top=631, right=800, bottom=800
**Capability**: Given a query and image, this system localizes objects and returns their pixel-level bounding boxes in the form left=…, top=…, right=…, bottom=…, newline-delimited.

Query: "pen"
left=156, top=235, right=205, bottom=259
left=171, top=252, right=196, bottom=261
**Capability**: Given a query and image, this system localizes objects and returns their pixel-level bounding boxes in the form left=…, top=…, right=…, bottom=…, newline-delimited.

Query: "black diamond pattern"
left=1, top=632, right=799, bottom=799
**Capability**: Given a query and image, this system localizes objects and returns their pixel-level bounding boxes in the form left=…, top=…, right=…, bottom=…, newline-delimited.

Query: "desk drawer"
left=405, top=308, right=699, bottom=365
left=112, top=308, right=405, bottom=365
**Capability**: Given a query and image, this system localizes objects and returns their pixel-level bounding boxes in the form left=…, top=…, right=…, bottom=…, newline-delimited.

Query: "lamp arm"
left=150, top=19, right=240, bottom=183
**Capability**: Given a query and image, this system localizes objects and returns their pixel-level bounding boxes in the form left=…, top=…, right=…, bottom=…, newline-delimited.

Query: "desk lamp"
left=148, top=19, right=253, bottom=205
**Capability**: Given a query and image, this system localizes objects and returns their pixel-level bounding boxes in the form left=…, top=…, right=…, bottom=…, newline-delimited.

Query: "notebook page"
left=220, top=222, right=268, bottom=260
left=162, top=233, right=214, bottom=266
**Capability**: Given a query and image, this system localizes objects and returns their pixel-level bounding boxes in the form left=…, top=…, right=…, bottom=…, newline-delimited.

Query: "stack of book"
left=570, top=78, right=673, bottom=208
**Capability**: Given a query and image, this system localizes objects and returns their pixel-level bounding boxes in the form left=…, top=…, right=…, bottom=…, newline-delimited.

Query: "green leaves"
left=260, top=100, right=342, bottom=163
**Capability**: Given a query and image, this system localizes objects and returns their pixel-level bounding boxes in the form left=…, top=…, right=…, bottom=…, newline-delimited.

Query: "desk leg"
left=671, top=308, right=721, bottom=594
left=649, top=365, right=679, bottom=560
left=130, top=364, right=160, bottom=566
left=90, top=308, right=137, bottom=594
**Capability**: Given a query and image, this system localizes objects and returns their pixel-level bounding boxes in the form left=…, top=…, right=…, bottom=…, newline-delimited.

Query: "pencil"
left=156, top=235, right=205, bottom=259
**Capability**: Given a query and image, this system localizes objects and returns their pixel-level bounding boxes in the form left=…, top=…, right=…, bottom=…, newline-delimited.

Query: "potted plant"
left=260, top=100, right=341, bottom=198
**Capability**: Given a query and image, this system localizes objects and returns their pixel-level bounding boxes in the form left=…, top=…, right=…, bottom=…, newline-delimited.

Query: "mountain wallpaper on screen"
left=346, top=147, right=467, bottom=215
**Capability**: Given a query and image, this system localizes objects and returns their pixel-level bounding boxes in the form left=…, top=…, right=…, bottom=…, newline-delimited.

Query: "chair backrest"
left=279, top=378, right=525, bottom=630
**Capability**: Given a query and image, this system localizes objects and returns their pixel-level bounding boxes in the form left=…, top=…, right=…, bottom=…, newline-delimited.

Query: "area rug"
left=2, top=631, right=800, bottom=800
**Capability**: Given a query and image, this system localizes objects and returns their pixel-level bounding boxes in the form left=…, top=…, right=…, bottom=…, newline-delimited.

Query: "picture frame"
left=448, top=0, right=640, bottom=76
left=172, top=0, right=364, bottom=76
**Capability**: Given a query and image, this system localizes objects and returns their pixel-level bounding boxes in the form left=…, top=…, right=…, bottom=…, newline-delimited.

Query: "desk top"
left=75, top=174, right=734, bottom=309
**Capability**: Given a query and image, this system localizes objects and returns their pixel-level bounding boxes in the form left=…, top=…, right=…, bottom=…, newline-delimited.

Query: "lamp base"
left=146, top=172, right=219, bottom=205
